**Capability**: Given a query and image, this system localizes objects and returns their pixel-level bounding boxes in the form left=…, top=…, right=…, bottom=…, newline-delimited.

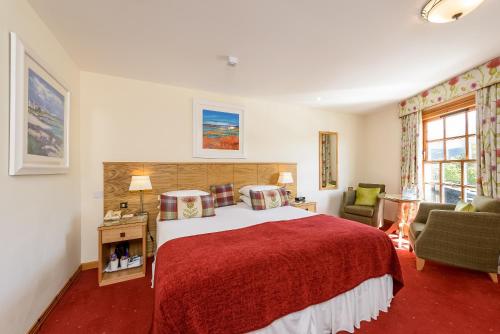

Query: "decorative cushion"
left=249, top=188, right=289, bottom=210
left=344, top=205, right=374, bottom=217
left=455, top=200, right=476, bottom=212
left=160, top=194, right=215, bottom=221
left=239, top=185, right=279, bottom=198
left=354, top=187, right=381, bottom=206
left=210, top=183, right=235, bottom=208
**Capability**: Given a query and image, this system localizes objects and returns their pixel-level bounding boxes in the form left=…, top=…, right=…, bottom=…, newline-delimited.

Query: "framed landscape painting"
left=9, top=32, right=70, bottom=175
left=193, top=99, right=245, bottom=158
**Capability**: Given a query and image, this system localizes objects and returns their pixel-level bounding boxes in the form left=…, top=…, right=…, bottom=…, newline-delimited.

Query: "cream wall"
left=358, top=105, right=402, bottom=221
left=0, top=1, right=81, bottom=333
left=80, top=71, right=364, bottom=262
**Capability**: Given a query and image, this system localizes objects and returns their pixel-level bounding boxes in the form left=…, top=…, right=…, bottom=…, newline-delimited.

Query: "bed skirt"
left=249, top=274, right=393, bottom=334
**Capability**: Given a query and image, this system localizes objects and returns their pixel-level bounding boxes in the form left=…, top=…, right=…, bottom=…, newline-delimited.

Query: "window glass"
left=468, top=135, right=476, bottom=159
left=446, top=138, right=466, bottom=160
left=443, top=185, right=461, bottom=204
left=468, top=110, right=476, bottom=135
left=442, top=162, right=461, bottom=185
left=426, top=119, right=444, bottom=140
left=445, top=113, right=466, bottom=137
left=428, top=141, right=444, bottom=161
left=425, top=184, right=440, bottom=203
left=464, top=162, right=476, bottom=186
left=424, top=163, right=440, bottom=183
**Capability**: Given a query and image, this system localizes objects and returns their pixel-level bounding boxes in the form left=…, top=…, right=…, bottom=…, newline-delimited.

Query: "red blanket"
left=152, top=215, right=403, bottom=334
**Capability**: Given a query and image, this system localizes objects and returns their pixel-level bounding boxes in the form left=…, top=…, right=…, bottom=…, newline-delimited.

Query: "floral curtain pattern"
left=400, top=57, right=500, bottom=117
left=476, top=84, right=500, bottom=198
left=401, top=111, right=422, bottom=194
left=321, top=133, right=332, bottom=187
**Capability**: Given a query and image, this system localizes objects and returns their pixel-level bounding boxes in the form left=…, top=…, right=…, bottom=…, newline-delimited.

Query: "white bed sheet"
left=155, top=202, right=315, bottom=248
left=153, top=203, right=394, bottom=334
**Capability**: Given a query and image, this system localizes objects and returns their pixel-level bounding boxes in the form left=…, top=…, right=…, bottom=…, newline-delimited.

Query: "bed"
left=151, top=203, right=403, bottom=334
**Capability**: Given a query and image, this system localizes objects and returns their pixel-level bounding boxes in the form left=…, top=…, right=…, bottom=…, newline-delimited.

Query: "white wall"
left=0, top=1, right=81, bottom=333
left=358, top=105, right=401, bottom=221
left=80, top=71, right=364, bottom=262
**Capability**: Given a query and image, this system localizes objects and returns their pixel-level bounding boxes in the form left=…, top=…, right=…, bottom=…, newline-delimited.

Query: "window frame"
left=422, top=95, right=476, bottom=204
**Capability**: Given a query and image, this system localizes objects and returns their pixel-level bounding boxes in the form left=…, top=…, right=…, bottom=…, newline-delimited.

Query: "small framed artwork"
left=193, top=99, right=245, bottom=159
left=9, top=32, right=70, bottom=175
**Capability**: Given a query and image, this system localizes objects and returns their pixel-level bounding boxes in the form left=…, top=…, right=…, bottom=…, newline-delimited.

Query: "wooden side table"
left=291, top=201, right=317, bottom=212
left=98, top=216, right=147, bottom=286
left=382, top=194, right=421, bottom=247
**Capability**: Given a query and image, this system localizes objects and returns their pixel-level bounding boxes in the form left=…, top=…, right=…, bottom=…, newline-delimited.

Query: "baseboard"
left=28, top=265, right=81, bottom=334
left=81, top=261, right=98, bottom=271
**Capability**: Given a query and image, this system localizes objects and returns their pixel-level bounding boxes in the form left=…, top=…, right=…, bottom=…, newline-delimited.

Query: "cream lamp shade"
left=278, top=172, right=294, bottom=185
left=421, top=0, right=485, bottom=23
left=129, top=175, right=152, bottom=191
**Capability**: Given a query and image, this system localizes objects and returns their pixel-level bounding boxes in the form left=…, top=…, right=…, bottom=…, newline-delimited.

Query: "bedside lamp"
left=129, top=175, right=152, bottom=214
left=278, top=172, right=294, bottom=187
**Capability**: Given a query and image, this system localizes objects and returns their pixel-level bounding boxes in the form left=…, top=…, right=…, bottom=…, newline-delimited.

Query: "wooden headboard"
left=103, top=162, right=297, bottom=254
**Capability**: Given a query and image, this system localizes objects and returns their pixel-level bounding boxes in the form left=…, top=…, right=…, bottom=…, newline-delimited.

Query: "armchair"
left=339, top=183, right=385, bottom=227
left=409, top=196, right=500, bottom=283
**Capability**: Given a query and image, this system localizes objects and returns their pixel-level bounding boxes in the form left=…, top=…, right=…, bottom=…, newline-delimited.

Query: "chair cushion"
left=409, top=222, right=426, bottom=241
left=472, top=196, right=500, bottom=213
left=455, top=200, right=476, bottom=212
left=354, top=187, right=380, bottom=206
left=344, top=205, right=374, bottom=217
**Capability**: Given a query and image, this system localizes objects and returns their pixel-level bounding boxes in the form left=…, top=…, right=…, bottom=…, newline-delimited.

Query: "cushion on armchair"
left=455, top=200, right=476, bottom=212
left=344, top=205, right=374, bottom=217
left=354, top=187, right=380, bottom=206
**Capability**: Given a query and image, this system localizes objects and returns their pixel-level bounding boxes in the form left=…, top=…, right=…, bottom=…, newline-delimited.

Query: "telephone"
left=104, top=210, right=122, bottom=221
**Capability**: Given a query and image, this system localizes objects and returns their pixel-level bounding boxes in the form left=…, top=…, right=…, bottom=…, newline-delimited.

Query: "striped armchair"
left=409, top=196, right=500, bottom=283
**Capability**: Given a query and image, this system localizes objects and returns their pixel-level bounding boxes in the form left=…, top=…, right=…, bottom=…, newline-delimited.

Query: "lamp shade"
left=129, top=175, right=152, bottom=191
left=421, top=0, right=484, bottom=23
left=278, top=172, right=294, bottom=184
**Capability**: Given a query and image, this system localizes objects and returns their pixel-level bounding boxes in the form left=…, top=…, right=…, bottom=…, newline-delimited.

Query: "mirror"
left=319, top=131, right=338, bottom=190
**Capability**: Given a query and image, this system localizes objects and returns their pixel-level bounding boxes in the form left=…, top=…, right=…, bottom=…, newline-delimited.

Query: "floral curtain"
left=401, top=111, right=422, bottom=194
left=321, top=134, right=332, bottom=187
left=476, top=84, right=500, bottom=198
left=400, top=57, right=500, bottom=117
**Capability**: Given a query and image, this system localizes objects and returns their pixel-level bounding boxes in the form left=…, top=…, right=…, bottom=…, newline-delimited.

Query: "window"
left=423, top=98, right=477, bottom=204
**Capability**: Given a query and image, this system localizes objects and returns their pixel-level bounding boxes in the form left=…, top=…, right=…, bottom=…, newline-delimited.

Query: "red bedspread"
left=152, top=215, right=403, bottom=334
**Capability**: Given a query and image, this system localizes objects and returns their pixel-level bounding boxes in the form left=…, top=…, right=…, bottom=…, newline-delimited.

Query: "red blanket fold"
left=152, top=215, right=403, bottom=334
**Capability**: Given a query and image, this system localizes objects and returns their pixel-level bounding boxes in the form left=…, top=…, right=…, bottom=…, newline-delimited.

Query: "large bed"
left=151, top=203, right=403, bottom=334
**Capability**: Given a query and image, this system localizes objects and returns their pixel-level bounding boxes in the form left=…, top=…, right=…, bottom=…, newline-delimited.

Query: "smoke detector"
left=227, top=56, right=239, bottom=66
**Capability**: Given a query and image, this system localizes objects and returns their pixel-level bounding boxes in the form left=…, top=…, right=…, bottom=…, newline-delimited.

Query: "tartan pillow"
left=160, top=194, right=215, bottom=221
left=210, top=183, right=235, bottom=208
left=249, top=188, right=289, bottom=210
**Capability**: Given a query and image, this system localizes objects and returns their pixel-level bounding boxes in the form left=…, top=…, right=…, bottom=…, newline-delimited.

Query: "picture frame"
left=9, top=32, right=70, bottom=175
left=193, top=99, right=245, bottom=159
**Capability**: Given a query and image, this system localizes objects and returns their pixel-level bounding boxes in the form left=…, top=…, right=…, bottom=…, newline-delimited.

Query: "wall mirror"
left=319, top=131, right=338, bottom=190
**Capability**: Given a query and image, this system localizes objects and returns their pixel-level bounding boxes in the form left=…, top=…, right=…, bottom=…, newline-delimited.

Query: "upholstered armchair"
left=339, top=183, right=385, bottom=227
left=409, top=196, right=500, bottom=283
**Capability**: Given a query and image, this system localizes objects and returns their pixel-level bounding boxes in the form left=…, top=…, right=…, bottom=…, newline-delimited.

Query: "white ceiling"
left=29, top=0, right=500, bottom=112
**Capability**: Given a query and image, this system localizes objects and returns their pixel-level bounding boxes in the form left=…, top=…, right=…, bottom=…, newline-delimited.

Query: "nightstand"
left=291, top=201, right=317, bottom=212
left=97, top=216, right=147, bottom=286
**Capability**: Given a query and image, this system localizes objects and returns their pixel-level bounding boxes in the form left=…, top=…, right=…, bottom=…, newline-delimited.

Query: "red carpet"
left=38, top=251, right=500, bottom=334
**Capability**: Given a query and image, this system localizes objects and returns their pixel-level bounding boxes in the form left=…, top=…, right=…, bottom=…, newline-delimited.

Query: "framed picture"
left=193, top=99, right=245, bottom=159
left=9, top=32, right=70, bottom=175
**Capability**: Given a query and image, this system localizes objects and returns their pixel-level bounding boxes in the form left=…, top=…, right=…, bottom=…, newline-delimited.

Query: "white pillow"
left=239, top=185, right=279, bottom=197
left=239, top=195, right=252, bottom=207
left=163, top=190, right=209, bottom=197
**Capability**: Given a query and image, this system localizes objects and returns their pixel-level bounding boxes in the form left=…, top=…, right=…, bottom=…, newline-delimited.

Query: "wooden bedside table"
left=291, top=201, right=317, bottom=212
left=98, top=216, right=147, bottom=286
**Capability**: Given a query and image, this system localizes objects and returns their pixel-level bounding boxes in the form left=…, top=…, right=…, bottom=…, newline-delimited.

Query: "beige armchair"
left=409, top=196, right=500, bottom=283
left=339, top=183, right=385, bottom=227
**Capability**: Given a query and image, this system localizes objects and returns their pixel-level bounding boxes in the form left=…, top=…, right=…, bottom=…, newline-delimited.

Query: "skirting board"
left=81, top=261, right=98, bottom=271
left=28, top=265, right=81, bottom=334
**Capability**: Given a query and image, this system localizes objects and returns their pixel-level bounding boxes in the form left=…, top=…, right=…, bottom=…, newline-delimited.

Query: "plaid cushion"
left=210, top=183, right=235, bottom=208
left=249, top=188, right=289, bottom=210
left=160, top=194, right=215, bottom=221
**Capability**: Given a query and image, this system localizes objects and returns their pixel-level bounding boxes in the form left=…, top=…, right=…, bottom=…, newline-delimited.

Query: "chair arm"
left=414, top=202, right=455, bottom=224
left=339, top=190, right=355, bottom=217
left=372, top=192, right=386, bottom=227
left=415, top=210, right=500, bottom=273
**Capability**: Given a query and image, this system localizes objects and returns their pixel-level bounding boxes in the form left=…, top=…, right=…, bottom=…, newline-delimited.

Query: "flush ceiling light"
left=421, top=0, right=485, bottom=23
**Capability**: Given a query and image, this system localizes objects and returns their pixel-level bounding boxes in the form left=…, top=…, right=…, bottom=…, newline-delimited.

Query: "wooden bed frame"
left=103, top=162, right=297, bottom=254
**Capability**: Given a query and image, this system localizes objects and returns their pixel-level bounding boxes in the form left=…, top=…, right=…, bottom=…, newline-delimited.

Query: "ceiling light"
left=421, top=0, right=485, bottom=23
